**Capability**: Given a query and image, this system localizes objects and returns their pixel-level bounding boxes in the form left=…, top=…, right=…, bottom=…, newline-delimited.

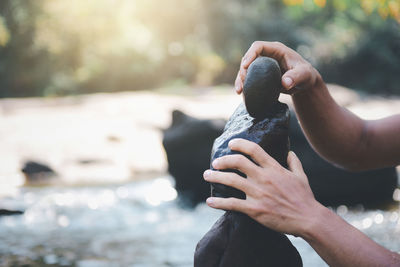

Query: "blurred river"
left=0, top=176, right=399, bottom=267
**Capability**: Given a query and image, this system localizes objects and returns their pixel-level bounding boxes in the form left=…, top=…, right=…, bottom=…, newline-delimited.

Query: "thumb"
left=281, top=64, right=314, bottom=91
left=287, top=151, right=305, bottom=175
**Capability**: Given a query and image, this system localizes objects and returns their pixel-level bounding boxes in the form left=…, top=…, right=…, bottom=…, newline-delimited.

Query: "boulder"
left=195, top=57, right=302, bottom=267
left=195, top=103, right=302, bottom=267
left=162, top=110, right=226, bottom=206
left=0, top=209, right=24, bottom=216
left=210, top=102, right=290, bottom=199
left=21, top=160, right=57, bottom=185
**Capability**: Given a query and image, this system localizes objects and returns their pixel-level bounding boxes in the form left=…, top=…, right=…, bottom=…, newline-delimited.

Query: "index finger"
left=236, top=41, right=291, bottom=94
left=228, top=138, right=279, bottom=168
left=206, top=197, right=252, bottom=214
left=242, top=41, right=288, bottom=69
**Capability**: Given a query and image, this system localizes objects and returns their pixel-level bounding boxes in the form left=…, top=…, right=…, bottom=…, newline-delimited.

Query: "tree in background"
left=0, top=0, right=398, bottom=97
left=283, top=0, right=400, bottom=95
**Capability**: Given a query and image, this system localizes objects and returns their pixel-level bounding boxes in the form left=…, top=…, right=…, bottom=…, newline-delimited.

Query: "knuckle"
left=233, top=154, right=245, bottom=164
left=226, top=198, right=236, bottom=209
left=250, top=204, right=265, bottom=218
left=239, top=68, right=246, bottom=78
left=269, top=160, right=281, bottom=169
left=248, top=144, right=259, bottom=156
left=300, top=62, right=313, bottom=73
left=235, top=77, right=240, bottom=84
left=238, top=177, right=248, bottom=189
left=251, top=40, right=263, bottom=48
left=254, top=167, right=265, bottom=178
left=225, top=175, right=236, bottom=187
left=247, top=205, right=258, bottom=217
left=231, top=157, right=241, bottom=166
left=261, top=176, right=272, bottom=186
left=272, top=41, right=284, bottom=49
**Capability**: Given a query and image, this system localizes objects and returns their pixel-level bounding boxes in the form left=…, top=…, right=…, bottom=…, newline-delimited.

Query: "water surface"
left=0, top=176, right=399, bottom=266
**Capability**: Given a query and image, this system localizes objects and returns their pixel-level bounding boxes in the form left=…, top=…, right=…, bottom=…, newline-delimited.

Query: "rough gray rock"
left=195, top=57, right=302, bottom=267
left=210, top=102, right=290, bottom=199
left=162, top=110, right=226, bottom=206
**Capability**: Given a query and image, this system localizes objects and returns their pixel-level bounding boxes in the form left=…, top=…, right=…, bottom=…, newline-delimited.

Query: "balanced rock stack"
left=194, top=57, right=302, bottom=266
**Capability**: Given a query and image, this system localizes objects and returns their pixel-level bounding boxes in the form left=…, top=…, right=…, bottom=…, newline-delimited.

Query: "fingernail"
left=283, top=77, right=293, bottom=88
left=235, top=84, right=239, bottom=92
left=228, top=139, right=236, bottom=147
left=206, top=197, right=214, bottom=205
left=228, top=139, right=240, bottom=148
left=203, top=169, right=211, bottom=178
left=212, top=159, right=219, bottom=167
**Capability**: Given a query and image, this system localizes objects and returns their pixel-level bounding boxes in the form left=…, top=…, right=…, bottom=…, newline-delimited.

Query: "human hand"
left=203, top=138, right=322, bottom=236
left=235, top=41, right=321, bottom=95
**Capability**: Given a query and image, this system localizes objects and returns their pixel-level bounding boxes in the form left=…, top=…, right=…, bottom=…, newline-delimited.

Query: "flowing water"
left=0, top=176, right=399, bottom=267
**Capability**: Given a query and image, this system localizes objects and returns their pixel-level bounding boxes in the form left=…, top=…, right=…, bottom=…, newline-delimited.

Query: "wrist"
left=298, top=201, right=332, bottom=242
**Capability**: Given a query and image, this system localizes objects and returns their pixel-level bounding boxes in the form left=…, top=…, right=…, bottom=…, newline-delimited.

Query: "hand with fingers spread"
left=222, top=40, right=400, bottom=267
left=235, top=41, right=321, bottom=95
left=203, top=138, right=319, bottom=236
left=203, top=139, right=400, bottom=267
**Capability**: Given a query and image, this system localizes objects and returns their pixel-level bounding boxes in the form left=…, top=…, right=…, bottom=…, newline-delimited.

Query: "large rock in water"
left=162, top=110, right=226, bottom=206
left=21, top=160, right=57, bottom=185
left=0, top=209, right=24, bottom=216
left=195, top=57, right=302, bottom=267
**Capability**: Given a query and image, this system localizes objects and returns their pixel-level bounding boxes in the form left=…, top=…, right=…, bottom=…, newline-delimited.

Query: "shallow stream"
left=0, top=176, right=399, bottom=267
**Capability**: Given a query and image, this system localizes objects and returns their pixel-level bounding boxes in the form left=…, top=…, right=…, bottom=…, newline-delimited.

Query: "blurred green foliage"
left=0, top=0, right=398, bottom=97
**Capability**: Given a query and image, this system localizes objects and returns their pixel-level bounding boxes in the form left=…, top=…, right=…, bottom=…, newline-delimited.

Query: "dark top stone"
left=243, top=57, right=281, bottom=119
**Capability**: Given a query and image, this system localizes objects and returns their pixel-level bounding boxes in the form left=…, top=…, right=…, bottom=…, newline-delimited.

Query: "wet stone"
left=210, top=102, right=290, bottom=199
left=243, top=57, right=281, bottom=119
left=195, top=56, right=302, bottom=267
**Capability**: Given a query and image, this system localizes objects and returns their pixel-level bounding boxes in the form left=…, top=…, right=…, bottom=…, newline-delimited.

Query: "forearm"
left=236, top=41, right=400, bottom=169
left=291, top=74, right=369, bottom=170
left=301, top=203, right=400, bottom=267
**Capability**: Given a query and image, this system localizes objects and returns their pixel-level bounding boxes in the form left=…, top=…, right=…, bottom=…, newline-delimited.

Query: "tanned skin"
left=204, top=41, right=400, bottom=267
